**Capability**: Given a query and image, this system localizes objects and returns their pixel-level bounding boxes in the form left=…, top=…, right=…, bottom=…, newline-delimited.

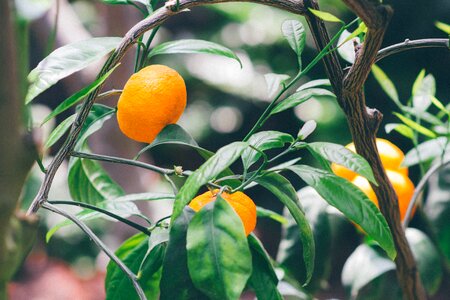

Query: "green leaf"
left=342, top=244, right=397, bottom=299
left=371, top=64, right=401, bottom=107
left=186, top=196, right=252, bottom=300
left=172, top=142, right=248, bottom=221
left=402, top=106, right=443, bottom=126
left=297, top=120, right=317, bottom=140
left=435, top=21, right=450, bottom=34
left=42, top=65, right=119, bottom=124
left=75, top=105, right=115, bottom=149
left=26, top=37, right=121, bottom=103
left=264, top=73, right=291, bottom=99
left=337, top=30, right=358, bottom=64
left=287, top=165, right=396, bottom=259
left=160, top=207, right=207, bottom=300
left=394, top=112, right=437, bottom=138
left=340, top=21, right=367, bottom=46
left=307, top=142, right=376, bottom=184
left=148, top=39, right=241, bottom=67
left=406, top=228, right=443, bottom=295
left=281, top=20, right=306, bottom=67
left=68, top=147, right=125, bottom=204
left=248, top=234, right=283, bottom=300
left=270, top=88, right=336, bottom=116
left=431, top=96, right=450, bottom=114
left=242, top=131, right=294, bottom=170
left=385, top=123, right=415, bottom=139
left=255, top=173, right=315, bottom=285
left=412, top=73, right=436, bottom=112
left=308, top=8, right=342, bottom=23
left=297, top=79, right=331, bottom=91
left=256, top=207, right=288, bottom=224
left=411, top=69, right=426, bottom=96
left=105, top=233, right=164, bottom=300
left=277, top=187, right=331, bottom=292
left=403, top=137, right=449, bottom=166
left=44, top=114, right=77, bottom=149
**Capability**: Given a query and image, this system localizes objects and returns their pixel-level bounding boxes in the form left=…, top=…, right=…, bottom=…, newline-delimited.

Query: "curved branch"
left=27, top=0, right=306, bottom=215
left=376, top=38, right=449, bottom=62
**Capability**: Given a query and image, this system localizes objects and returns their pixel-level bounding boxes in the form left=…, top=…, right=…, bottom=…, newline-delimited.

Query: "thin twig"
left=48, top=200, right=151, bottom=235
left=376, top=38, right=449, bottom=62
left=42, top=202, right=147, bottom=300
left=96, top=89, right=122, bottom=100
left=403, top=159, right=450, bottom=228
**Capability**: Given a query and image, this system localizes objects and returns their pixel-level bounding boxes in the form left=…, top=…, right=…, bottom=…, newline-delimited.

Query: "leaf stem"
left=42, top=202, right=147, bottom=300
left=48, top=200, right=151, bottom=235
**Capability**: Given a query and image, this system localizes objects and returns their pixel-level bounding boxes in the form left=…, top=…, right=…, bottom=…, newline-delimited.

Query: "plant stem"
left=48, top=200, right=151, bottom=235
left=42, top=202, right=147, bottom=300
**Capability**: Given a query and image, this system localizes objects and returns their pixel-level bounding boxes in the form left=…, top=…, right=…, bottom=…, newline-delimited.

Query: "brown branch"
left=376, top=38, right=449, bottom=62
left=304, top=0, right=426, bottom=299
left=27, top=0, right=307, bottom=215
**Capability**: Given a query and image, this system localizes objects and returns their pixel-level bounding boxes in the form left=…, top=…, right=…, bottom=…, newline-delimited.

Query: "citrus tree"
left=1, top=0, right=449, bottom=299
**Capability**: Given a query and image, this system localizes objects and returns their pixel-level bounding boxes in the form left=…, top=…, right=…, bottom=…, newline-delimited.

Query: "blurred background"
left=9, top=0, right=450, bottom=298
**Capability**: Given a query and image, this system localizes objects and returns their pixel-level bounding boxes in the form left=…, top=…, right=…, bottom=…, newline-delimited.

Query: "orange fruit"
left=117, top=65, right=187, bottom=143
left=351, top=170, right=416, bottom=221
left=189, top=189, right=257, bottom=236
left=331, top=138, right=408, bottom=181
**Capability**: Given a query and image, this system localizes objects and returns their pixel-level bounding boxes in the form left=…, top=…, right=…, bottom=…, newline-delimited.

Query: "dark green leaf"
left=287, top=165, right=396, bottom=259
left=384, top=123, right=414, bottom=139
left=264, top=73, right=290, bottom=99
left=394, top=112, right=437, bottom=138
left=270, top=88, right=336, bottom=116
left=297, top=79, right=331, bottom=91
left=105, top=233, right=164, bottom=300
left=172, top=142, right=248, bottom=221
left=242, top=131, right=294, bottom=170
left=255, top=173, right=315, bottom=285
left=186, top=196, right=252, bottom=300
left=307, top=142, right=376, bottom=184
left=371, top=64, right=400, bottom=107
left=308, top=8, right=342, bottom=23
left=148, top=39, right=241, bottom=67
left=26, top=37, right=121, bottom=103
left=248, top=234, right=282, bottom=300
left=44, top=114, right=76, bottom=149
left=42, top=65, right=119, bottom=124
left=277, top=187, right=331, bottom=292
left=256, top=206, right=288, bottom=224
left=403, top=137, right=449, bottom=166
left=160, top=208, right=207, bottom=300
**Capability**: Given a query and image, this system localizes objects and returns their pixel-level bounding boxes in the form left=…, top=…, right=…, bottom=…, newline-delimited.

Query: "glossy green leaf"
left=394, top=112, right=437, bottom=138
left=255, top=172, right=315, bottom=285
left=75, top=105, right=115, bottom=149
left=403, top=137, right=449, bottom=166
left=44, top=114, right=76, bottom=149
left=105, top=233, right=164, bottom=300
left=384, top=123, right=415, bottom=139
left=281, top=20, right=306, bottom=68
left=371, top=64, right=400, bottom=107
left=256, top=206, right=288, bottom=224
left=270, top=88, right=336, bottom=116
left=308, top=8, right=342, bottom=23
left=278, top=187, right=331, bottom=292
left=26, top=37, right=121, bottom=103
left=242, top=131, right=294, bottom=170
left=186, top=196, right=252, bottom=300
left=148, top=39, right=241, bottom=67
left=172, top=142, right=248, bottom=221
left=264, top=73, right=290, bottom=99
left=248, top=234, right=283, bottom=300
left=287, top=165, right=396, bottom=259
left=42, top=65, right=119, bottom=124
left=412, top=73, right=435, bottom=112
left=297, top=79, right=331, bottom=91
left=160, top=207, right=207, bottom=300
left=307, top=142, right=376, bottom=184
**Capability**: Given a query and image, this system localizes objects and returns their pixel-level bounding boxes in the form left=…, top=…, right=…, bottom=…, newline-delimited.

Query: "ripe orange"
left=117, top=65, right=187, bottom=143
left=351, top=170, right=415, bottom=221
left=331, top=138, right=408, bottom=181
left=189, top=190, right=257, bottom=236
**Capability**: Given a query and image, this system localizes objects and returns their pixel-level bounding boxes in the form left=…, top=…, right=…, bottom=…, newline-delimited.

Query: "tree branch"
left=27, top=0, right=307, bottom=215
left=376, top=38, right=450, bottom=62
